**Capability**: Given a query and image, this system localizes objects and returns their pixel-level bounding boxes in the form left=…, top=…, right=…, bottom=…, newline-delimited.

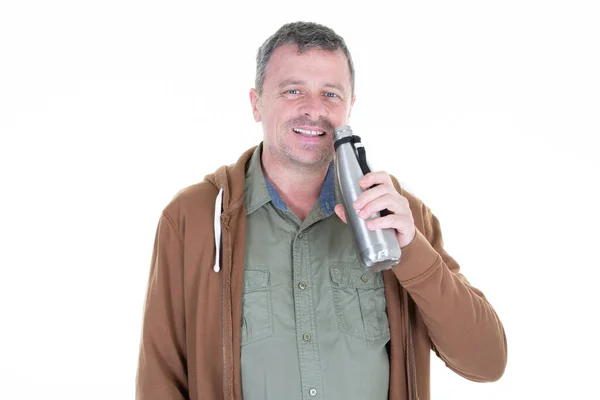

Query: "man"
left=135, top=21, right=507, bottom=400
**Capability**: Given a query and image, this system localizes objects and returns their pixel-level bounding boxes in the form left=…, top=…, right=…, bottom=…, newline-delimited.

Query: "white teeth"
left=293, top=128, right=325, bottom=136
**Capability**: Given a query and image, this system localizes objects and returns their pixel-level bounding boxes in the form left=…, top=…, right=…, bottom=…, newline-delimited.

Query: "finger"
left=366, top=213, right=414, bottom=232
left=334, top=204, right=347, bottom=224
left=359, top=171, right=394, bottom=189
left=357, top=194, right=408, bottom=219
left=353, top=184, right=389, bottom=210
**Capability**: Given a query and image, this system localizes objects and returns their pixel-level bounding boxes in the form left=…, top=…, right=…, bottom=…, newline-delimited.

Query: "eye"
left=324, top=92, right=339, bottom=98
left=287, top=89, right=301, bottom=95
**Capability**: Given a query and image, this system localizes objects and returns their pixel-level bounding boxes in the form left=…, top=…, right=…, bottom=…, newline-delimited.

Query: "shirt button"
left=361, top=275, right=370, bottom=283
left=303, top=333, right=312, bottom=342
left=298, top=282, right=307, bottom=290
left=309, top=388, right=318, bottom=396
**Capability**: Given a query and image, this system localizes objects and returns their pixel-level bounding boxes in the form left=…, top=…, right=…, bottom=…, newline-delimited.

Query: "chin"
left=289, top=150, right=333, bottom=168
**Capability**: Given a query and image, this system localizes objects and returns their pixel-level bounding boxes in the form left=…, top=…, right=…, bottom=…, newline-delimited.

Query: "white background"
left=1, top=0, right=599, bottom=399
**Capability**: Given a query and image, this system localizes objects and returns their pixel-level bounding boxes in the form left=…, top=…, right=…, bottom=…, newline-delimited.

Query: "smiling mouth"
left=293, top=128, right=326, bottom=137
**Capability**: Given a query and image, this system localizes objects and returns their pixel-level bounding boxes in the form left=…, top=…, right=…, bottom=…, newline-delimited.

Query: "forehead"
left=263, top=44, right=351, bottom=90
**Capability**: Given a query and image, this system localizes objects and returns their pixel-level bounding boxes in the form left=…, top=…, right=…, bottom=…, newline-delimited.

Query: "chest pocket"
left=241, top=268, right=274, bottom=346
left=330, top=263, right=390, bottom=342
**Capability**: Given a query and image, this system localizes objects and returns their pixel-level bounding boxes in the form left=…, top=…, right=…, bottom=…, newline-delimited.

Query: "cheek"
left=271, top=103, right=295, bottom=125
left=263, top=109, right=290, bottom=133
left=329, top=104, right=350, bottom=124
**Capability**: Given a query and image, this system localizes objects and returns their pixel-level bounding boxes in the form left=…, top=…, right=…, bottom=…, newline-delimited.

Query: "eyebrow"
left=278, top=79, right=347, bottom=94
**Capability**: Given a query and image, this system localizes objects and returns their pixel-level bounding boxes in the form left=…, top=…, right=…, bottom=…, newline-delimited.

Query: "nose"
left=298, top=93, right=326, bottom=119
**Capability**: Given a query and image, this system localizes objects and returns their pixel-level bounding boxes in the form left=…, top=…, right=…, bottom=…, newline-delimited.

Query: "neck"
left=261, top=152, right=330, bottom=220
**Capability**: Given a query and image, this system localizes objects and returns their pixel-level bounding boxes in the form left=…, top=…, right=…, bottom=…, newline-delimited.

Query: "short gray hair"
left=255, top=21, right=355, bottom=96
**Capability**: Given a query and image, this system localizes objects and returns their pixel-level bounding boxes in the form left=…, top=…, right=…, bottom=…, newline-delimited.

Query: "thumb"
left=334, top=204, right=347, bottom=224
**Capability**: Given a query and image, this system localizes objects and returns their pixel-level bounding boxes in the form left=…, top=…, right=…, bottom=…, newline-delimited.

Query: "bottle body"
left=333, top=125, right=401, bottom=273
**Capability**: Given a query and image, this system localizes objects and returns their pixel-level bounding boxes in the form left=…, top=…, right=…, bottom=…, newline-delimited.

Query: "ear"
left=249, top=88, right=261, bottom=122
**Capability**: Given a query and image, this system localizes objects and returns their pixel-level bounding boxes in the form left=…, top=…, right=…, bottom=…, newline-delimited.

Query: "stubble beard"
left=266, top=137, right=333, bottom=172
left=271, top=115, right=336, bottom=171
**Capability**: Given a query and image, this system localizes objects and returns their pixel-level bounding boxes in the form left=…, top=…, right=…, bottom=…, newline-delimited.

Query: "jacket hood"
left=206, top=145, right=257, bottom=214
left=205, top=145, right=257, bottom=272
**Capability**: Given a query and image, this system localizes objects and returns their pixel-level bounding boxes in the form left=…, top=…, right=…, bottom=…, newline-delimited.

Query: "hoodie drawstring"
left=214, top=187, right=224, bottom=272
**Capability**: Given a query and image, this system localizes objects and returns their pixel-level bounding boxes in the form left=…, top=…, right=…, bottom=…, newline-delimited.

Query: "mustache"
left=286, top=116, right=335, bottom=133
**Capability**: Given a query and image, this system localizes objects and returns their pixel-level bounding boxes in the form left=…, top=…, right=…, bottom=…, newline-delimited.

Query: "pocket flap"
left=330, top=264, right=384, bottom=289
left=243, top=269, right=270, bottom=292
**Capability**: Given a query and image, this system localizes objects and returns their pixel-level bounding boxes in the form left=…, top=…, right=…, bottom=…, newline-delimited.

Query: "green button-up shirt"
left=241, top=144, right=390, bottom=400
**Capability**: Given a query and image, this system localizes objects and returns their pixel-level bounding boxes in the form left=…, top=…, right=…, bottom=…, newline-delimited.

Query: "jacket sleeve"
left=136, top=211, right=189, bottom=399
left=392, top=201, right=507, bottom=382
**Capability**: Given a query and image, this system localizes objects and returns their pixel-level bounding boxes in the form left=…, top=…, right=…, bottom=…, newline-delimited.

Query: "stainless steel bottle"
left=333, top=125, right=401, bottom=273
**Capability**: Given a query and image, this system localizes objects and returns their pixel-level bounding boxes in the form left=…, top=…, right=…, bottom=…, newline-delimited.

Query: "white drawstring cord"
left=213, top=187, right=224, bottom=272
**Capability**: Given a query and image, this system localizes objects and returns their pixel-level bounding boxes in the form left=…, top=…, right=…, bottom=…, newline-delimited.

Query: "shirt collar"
left=244, top=143, right=335, bottom=217
left=244, top=144, right=272, bottom=215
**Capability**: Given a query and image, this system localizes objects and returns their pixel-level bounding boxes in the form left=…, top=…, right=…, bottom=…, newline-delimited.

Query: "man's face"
left=250, top=44, right=355, bottom=169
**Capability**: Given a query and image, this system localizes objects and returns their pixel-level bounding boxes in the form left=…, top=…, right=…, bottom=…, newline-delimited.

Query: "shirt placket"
left=293, top=227, right=324, bottom=400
